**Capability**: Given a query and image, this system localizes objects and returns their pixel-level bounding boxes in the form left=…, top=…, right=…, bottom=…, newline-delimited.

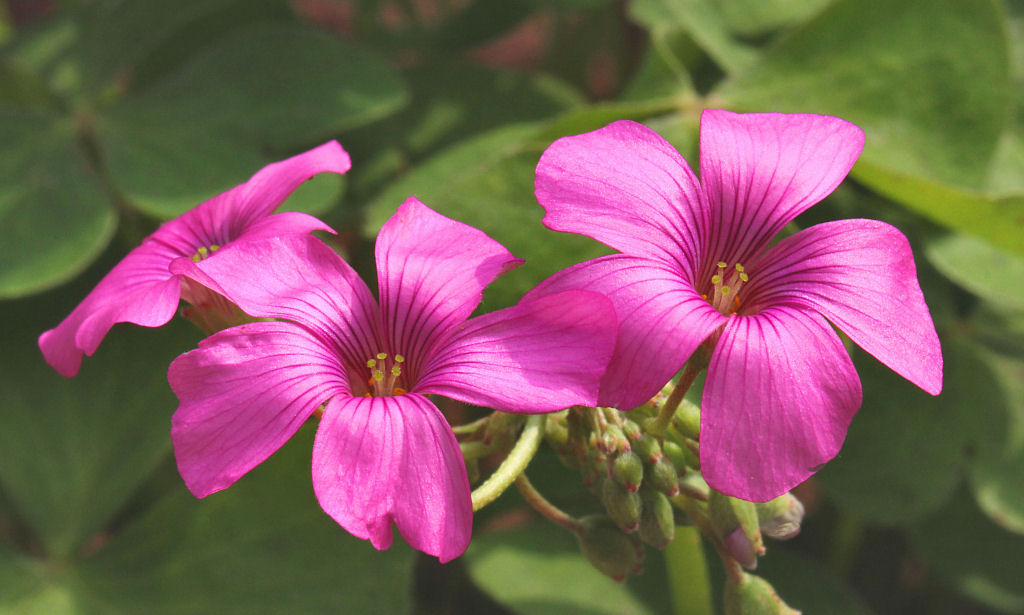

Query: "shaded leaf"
left=757, top=547, right=876, bottom=615
left=0, top=106, right=115, bottom=299
left=925, top=233, right=1024, bottom=311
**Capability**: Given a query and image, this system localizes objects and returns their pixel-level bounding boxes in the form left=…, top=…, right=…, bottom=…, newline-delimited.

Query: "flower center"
left=190, top=244, right=221, bottom=262
left=702, top=261, right=749, bottom=316
left=364, top=352, right=407, bottom=397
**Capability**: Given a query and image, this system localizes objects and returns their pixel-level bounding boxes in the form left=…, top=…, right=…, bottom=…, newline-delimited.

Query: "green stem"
left=452, top=415, right=490, bottom=435
left=459, top=440, right=494, bottom=461
left=515, top=473, right=582, bottom=532
left=647, top=360, right=704, bottom=437
left=470, top=414, right=545, bottom=511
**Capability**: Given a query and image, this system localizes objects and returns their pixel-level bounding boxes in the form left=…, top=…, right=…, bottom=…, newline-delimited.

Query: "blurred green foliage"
left=1, top=0, right=1022, bottom=613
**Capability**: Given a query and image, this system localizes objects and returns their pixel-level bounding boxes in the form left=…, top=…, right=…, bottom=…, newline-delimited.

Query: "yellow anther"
left=376, top=352, right=387, bottom=360
left=717, top=261, right=727, bottom=269
left=721, top=286, right=731, bottom=295
left=373, top=369, right=384, bottom=382
left=366, top=358, right=377, bottom=368
left=711, top=274, right=722, bottom=285
left=739, top=272, right=749, bottom=282
left=395, top=355, right=405, bottom=363
left=391, top=366, right=401, bottom=377
left=735, top=264, right=745, bottom=273
left=191, top=253, right=202, bottom=262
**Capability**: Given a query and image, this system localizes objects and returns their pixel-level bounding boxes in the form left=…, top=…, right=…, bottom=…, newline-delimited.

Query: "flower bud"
left=710, top=491, right=764, bottom=570
left=633, top=434, right=662, bottom=465
left=621, top=419, right=642, bottom=442
left=610, top=451, right=644, bottom=493
left=756, top=493, right=805, bottom=540
left=682, top=438, right=700, bottom=469
left=661, top=440, right=688, bottom=473
left=724, top=572, right=801, bottom=615
left=672, top=399, right=701, bottom=440
left=600, top=424, right=630, bottom=455
left=574, top=515, right=644, bottom=583
left=602, top=476, right=642, bottom=533
left=647, top=456, right=681, bottom=497
left=583, top=448, right=607, bottom=489
left=638, top=488, right=675, bottom=549
left=483, top=412, right=524, bottom=449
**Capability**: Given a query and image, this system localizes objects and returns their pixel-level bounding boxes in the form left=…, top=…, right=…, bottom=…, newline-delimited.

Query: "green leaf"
left=74, top=427, right=414, bottom=614
left=108, top=23, right=407, bottom=149
left=854, top=161, right=1024, bottom=259
left=720, top=0, right=1012, bottom=190
left=969, top=348, right=1024, bottom=534
left=363, top=124, right=611, bottom=310
left=912, top=491, right=1024, bottom=613
left=757, top=548, right=876, bottom=615
left=925, top=233, right=1024, bottom=311
left=0, top=106, right=116, bottom=299
left=629, top=0, right=759, bottom=73
left=0, top=289, right=195, bottom=558
left=714, top=0, right=832, bottom=37
left=817, top=337, right=1003, bottom=525
left=465, top=522, right=659, bottom=615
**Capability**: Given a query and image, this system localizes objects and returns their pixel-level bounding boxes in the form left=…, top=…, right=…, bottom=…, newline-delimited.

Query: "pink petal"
left=523, top=255, right=726, bottom=410
left=169, top=321, right=348, bottom=497
left=375, top=198, right=523, bottom=382
left=153, top=141, right=350, bottom=253
left=701, top=306, right=862, bottom=502
left=174, top=234, right=383, bottom=371
left=312, top=393, right=472, bottom=562
left=38, top=240, right=183, bottom=377
left=234, top=211, right=336, bottom=242
left=417, top=290, right=617, bottom=412
left=698, top=109, right=864, bottom=265
left=536, top=120, right=707, bottom=272
left=747, top=219, right=942, bottom=395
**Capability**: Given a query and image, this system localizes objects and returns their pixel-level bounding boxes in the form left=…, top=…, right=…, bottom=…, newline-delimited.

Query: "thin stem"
left=647, top=360, right=704, bottom=437
left=451, top=415, right=490, bottom=435
left=515, top=473, right=582, bottom=532
left=678, top=497, right=745, bottom=584
left=470, top=414, right=545, bottom=511
left=459, top=440, right=494, bottom=461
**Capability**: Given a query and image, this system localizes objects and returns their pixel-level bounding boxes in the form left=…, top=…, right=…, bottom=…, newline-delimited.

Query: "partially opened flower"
left=168, top=198, right=616, bottom=561
left=39, top=141, right=351, bottom=377
left=526, top=110, right=942, bottom=501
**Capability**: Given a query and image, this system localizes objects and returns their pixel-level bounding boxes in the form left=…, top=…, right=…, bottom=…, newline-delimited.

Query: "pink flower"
left=38, top=141, right=351, bottom=377
left=526, top=110, right=943, bottom=501
left=168, top=198, right=616, bottom=561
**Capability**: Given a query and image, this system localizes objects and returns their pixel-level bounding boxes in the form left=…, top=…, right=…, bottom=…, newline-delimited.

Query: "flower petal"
left=375, top=198, right=523, bottom=382
left=698, top=109, right=864, bottom=264
left=747, top=219, right=942, bottom=395
left=174, top=234, right=382, bottom=371
left=38, top=240, right=183, bottom=377
left=536, top=120, right=707, bottom=271
left=523, top=255, right=726, bottom=410
left=701, top=307, right=862, bottom=502
left=312, top=393, right=472, bottom=562
left=169, top=321, right=348, bottom=497
left=417, top=290, right=617, bottom=412
left=152, top=141, right=350, bottom=253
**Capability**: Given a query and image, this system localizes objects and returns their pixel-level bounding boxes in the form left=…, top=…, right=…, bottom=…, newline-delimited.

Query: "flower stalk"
left=471, top=414, right=546, bottom=511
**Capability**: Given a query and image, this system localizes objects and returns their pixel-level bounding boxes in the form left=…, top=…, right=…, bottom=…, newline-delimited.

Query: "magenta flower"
left=526, top=110, right=943, bottom=501
left=168, top=198, right=616, bottom=561
left=39, top=141, right=351, bottom=377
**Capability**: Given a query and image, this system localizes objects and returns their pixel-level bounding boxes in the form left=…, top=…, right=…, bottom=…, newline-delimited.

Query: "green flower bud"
left=602, top=476, right=642, bottom=533
left=672, top=399, right=701, bottom=440
left=610, top=451, right=644, bottom=493
left=633, top=434, right=662, bottom=465
left=638, top=489, right=675, bottom=549
left=724, top=572, right=801, bottom=615
left=756, top=493, right=805, bottom=540
left=647, top=456, right=681, bottom=497
left=661, top=440, right=688, bottom=473
left=621, top=419, right=642, bottom=442
left=600, top=424, right=630, bottom=455
left=544, top=414, right=569, bottom=447
left=682, top=438, right=700, bottom=469
left=583, top=448, right=608, bottom=489
left=710, top=491, right=764, bottom=570
left=574, top=515, right=644, bottom=583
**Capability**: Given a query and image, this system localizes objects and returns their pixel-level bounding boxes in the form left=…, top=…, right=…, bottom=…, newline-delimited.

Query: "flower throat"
left=703, top=262, right=749, bottom=316
left=365, top=352, right=407, bottom=396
